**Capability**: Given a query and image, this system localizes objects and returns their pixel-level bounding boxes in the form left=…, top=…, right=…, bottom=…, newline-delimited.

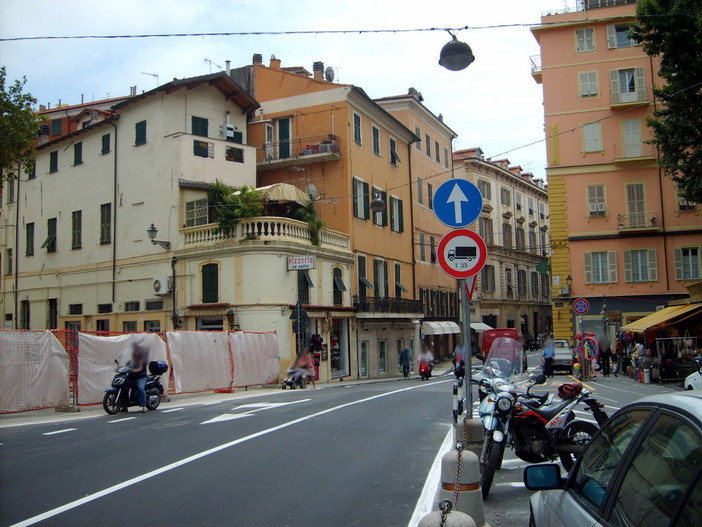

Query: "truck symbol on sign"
left=448, top=246, right=476, bottom=262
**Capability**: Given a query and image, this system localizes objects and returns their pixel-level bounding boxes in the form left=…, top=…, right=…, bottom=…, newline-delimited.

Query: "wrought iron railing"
left=612, top=142, right=656, bottom=160
left=617, top=211, right=660, bottom=230
left=611, top=88, right=650, bottom=106
left=353, top=296, right=423, bottom=314
left=256, top=134, right=341, bottom=164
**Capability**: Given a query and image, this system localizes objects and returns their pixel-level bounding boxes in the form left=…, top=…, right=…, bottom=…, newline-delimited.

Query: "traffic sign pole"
left=461, top=278, right=473, bottom=417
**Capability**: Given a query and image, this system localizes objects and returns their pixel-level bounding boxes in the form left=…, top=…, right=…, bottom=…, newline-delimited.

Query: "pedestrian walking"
left=600, top=339, right=612, bottom=377
left=399, top=347, right=411, bottom=378
left=542, top=336, right=555, bottom=378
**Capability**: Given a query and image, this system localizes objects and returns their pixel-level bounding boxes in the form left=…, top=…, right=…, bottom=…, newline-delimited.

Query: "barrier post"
left=418, top=501, right=476, bottom=527
left=438, top=442, right=485, bottom=527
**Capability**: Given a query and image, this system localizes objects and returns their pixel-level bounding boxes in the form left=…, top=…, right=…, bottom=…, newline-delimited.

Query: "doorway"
left=626, top=183, right=646, bottom=228
left=360, top=341, right=369, bottom=378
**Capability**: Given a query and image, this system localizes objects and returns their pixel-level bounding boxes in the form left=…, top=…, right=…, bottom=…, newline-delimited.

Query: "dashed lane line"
left=107, top=417, right=137, bottom=423
left=42, top=428, right=77, bottom=436
left=160, top=408, right=184, bottom=413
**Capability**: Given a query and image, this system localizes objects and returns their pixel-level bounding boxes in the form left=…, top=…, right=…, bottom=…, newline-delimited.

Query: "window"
left=675, top=246, right=701, bottom=281
left=606, top=23, right=635, bottom=49
left=678, top=193, right=697, bottom=212
left=500, top=187, right=511, bottom=206
left=145, top=300, right=163, bottom=311
left=135, top=120, right=147, bottom=146
left=503, top=223, right=513, bottom=249
left=624, top=249, right=657, bottom=282
left=576, top=27, right=595, bottom=52
left=415, top=127, right=421, bottom=149
left=611, top=67, right=645, bottom=104
left=6, top=249, right=12, bottom=275
left=20, top=300, right=30, bottom=329
left=144, top=320, right=161, bottom=332
left=427, top=183, right=433, bottom=210
left=201, top=263, right=219, bottom=303
left=44, top=218, right=57, bottom=252
left=225, top=146, right=244, bottom=163
left=353, top=113, right=362, bottom=145
left=516, top=227, right=525, bottom=250
left=583, top=122, right=603, bottom=152
left=579, top=72, right=598, bottom=97
left=51, top=119, right=62, bottom=136
left=124, top=301, right=140, bottom=312
left=185, top=199, right=210, bottom=227
left=6, top=178, right=15, bottom=204
left=443, top=148, right=449, bottom=168
left=481, top=265, right=495, bottom=292
left=297, top=269, right=313, bottom=304
left=71, top=210, right=82, bottom=249
left=47, top=299, right=58, bottom=329
left=98, top=303, right=112, bottom=314
left=373, top=188, right=387, bottom=227
left=372, top=126, right=380, bottom=156
left=26, top=163, right=36, bottom=181
left=123, top=321, right=137, bottom=332
left=425, top=134, right=431, bottom=156
left=49, top=151, right=58, bottom=173
left=528, top=199, right=535, bottom=216
left=479, top=217, right=494, bottom=245
left=394, top=262, right=407, bottom=298
left=434, top=141, right=440, bottom=163
left=101, top=134, right=111, bottom=154
left=373, top=259, right=388, bottom=298
left=430, top=236, right=436, bottom=264
left=353, top=178, right=369, bottom=220
left=389, top=138, right=399, bottom=165
left=530, top=272, right=539, bottom=299
left=194, top=140, right=214, bottom=158
left=528, top=229, right=537, bottom=253
left=378, top=340, right=388, bottom=374
left=100, top=203, right=111, bottom=244
left=609, top=413, right=701, bottom=527
left=505, top=268, right=514, bottom=297
left=588, top=184, right=606, bottom=216
left=626, top=182, right=646, bottom=228
left=417, top=177, right=423, bottom=205
left=517, top=269, right=527, bottom=296
left=477, top=180, right=491, bottom=199
left=541, top=274, right=550, bottom=299
left=333, top=268, right=346, bottom=305
left=539, top=203, right=546, bottom=220
left=358, top=255, right=374, bottom=299
left=25, top=223, right=34, bottom=256
left=192, top=116, right=208, bottom=137
left=419, top=233, right=426, bottom=262
left=573, top=410, right=650, bottom=509
left=73, top=142, right=83, bottom=165
left=585, top=251, right=617, bottom=283
left=69, top=303, right=83, bottom=315
left=390, top=196, right=404, bottom=233
left=515, top=193, right=523, bottom=211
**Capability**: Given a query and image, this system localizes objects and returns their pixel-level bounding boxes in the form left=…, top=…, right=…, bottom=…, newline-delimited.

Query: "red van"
left=481, top=328, right=527, bottom=369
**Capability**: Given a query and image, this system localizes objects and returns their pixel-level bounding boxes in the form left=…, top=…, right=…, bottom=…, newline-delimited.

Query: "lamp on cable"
left=439, top=31, right=475, bottom=71
left=370, top=192, right=386, bottom=214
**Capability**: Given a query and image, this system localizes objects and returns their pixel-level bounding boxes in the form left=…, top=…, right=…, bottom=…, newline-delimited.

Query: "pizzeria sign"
left=287, top=255, right=316, bottom=271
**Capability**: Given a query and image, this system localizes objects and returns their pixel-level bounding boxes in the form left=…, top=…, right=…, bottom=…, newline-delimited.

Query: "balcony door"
left=265, top=123, right=274, bottom=160
left=277, top=118, right=290, bottom=159
left=622, top=119, right=642, bottom=157
left=626, top=183, right=646, bottom=228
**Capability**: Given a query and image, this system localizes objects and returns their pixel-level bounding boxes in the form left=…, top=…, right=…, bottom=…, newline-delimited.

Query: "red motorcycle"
left=419, top=361, right=432, bottom=380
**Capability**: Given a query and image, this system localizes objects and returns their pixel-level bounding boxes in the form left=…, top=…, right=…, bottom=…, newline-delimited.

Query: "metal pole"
left=461, top=278, right=473, bottom=417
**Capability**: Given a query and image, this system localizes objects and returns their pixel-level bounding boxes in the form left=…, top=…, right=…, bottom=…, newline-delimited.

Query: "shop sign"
left=287, top=255, right=316, bottom=271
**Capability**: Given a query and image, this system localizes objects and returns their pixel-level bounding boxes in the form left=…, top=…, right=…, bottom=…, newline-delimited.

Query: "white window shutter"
left=623, top=250, right=632, bottom=282
left=576, top=29, right=585, bottom=51
left=674, top=248, right=683, bottom=280
left=610, top=70, right=620, bottom=95
left=648, top=249, right=658, bottom=281
left=589, top=203, right=597, bottom=213
left=606, top=25, right=616, bottom=48
left=584, top=252, right=593, bottom=284
left=579, top=73, right=589, bottom=96
left=635, top=67, right=646, bottom=93
left=588, top=72, right=598, bottom=95
left=597, top=203, right=606, bottom=212
left=608, top=251, right=618, bottom=283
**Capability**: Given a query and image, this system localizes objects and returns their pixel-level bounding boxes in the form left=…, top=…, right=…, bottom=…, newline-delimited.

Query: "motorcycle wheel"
left=480, top=436, right=503, bottom=499
left=559, top=420, right=598, bottom=471
left=496, top=440, right=506, bottom=470
left=103, top=392, right=121, bottom=415
left=146, top=389, right=161, bottom=411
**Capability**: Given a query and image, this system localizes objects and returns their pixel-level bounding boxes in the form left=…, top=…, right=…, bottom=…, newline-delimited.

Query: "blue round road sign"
left=573, top=298, right=590, bottom=315
left=433, top=179, right=483, bottom=228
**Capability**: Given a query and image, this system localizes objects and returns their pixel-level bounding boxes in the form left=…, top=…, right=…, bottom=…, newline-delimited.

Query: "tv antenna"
left=141, top=72, right=159, bottom=87
left=204, top=58, right=221, bottom=73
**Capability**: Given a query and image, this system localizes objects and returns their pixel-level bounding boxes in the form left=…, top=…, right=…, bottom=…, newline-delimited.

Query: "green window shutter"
left=398, top=198, right=404, bottom=233
left=674, top=248, right=683, bottom=280
left=202, top=264, right=218, bottom=303
left=101, top=134, right=110, bottom=154
left=135, top=121, right=147, bottom=145
left=74, top=142, right=82, bottom=165
left=192, top=116, right=209, bottom=138
left=389, top=196, right=396, bottom=230
left=648, top=249, right=658, bottom=281
left=352, top=179, right=359, bottom=218
left=383, top=261, right=389, bottom=298
left=606, top=25, right=616, bottom=48
left=100, top=203, right=112, bottom=244
left=26, top=223, right=34, bottom=256
left=608, top=251, right=618, bottom=283
left=373, top=259, right=381, bottom=296
left=381, top=191, right=388, bottom=226
left=72, top=211, right=82, bottom=249
left=51, top=119, right=62, bottom=136
left=362, top=182, right=370, bottom=220
left=49, top=151, right=58, bottom=173
left=584, top=252, right=593, bottom=284
left=623, top=250, right=632, bottom=282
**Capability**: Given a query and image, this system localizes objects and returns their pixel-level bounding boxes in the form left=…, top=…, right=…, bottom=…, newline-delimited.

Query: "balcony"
left=611, top=88, right=651, bottom=108
left=257, top=134, right=341, bottom=171
left=530, top=55, right=542, bottom=83
left=613, top=142, right=657, bottom=162
left=353, top=296, right=423, bottom=316
left=180, top=216, right=350, bottom=251
left=617, top=211, right=660, bottom=232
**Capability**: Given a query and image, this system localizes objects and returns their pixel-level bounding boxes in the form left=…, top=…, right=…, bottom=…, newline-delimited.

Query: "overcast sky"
left=0, top=0, right=581, bottom=180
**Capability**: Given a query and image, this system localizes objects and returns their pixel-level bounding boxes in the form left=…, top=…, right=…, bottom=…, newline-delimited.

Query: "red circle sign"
left=573, top=298, right=590, bottom=315
left=437, top=229, right=488, bottom=279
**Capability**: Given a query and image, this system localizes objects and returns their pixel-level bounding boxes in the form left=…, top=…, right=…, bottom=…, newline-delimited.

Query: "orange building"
left=531, top=0, right=701, bottom=340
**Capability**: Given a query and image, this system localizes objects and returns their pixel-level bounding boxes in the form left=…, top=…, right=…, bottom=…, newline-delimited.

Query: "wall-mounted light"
left=566, top=275, right=573, bottom=288
left=147, top=223, right=171, bottom=251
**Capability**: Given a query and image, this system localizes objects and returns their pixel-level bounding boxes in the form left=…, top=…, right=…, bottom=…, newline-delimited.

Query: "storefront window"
left=330, top=318, right=350, bottom=378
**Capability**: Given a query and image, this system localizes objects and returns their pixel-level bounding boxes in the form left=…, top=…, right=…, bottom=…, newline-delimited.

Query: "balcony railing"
left=617, top=211, right=660, bottom=231
left=353, top=296, right=423, bottom=314
left=613, top=142, right=657, bottom=161
left=611, top=88, right=650, bottom=106
left=181, top=216, right=350, bottom=250
left=530, top=55, right=542, bottom=75
left=256, top=134, right=341, bottom=170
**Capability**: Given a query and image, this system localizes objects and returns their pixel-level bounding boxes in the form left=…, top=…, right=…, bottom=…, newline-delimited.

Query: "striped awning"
left=422, top=321, right=461, bottom=335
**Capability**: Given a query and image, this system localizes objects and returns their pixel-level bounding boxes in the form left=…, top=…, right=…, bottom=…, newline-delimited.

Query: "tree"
left=629, top=0, right=702, bottom=202
left=0, top=67, right=40, bottom=181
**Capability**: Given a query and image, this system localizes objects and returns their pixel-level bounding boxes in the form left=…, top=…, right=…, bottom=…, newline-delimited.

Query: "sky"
left=0, top=0, right=582, bottom=180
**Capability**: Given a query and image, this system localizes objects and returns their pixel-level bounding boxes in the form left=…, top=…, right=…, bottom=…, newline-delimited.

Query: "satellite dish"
left=306, top=183, right=319, bottom=200
left=324, top=67, right=335, bottom=82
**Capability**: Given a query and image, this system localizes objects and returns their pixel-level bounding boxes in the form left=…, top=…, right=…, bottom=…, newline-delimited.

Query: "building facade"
left=531, top=0, right=701, bottom=341
left=453, top=148, right=552, bottom=342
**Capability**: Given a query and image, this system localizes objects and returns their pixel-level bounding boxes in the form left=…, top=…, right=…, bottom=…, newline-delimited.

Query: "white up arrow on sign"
left=446, top=182, right=469, bottom=225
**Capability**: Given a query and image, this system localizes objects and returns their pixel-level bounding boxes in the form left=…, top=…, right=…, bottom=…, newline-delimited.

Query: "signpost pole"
left=461, top=278, right=473, bottom=417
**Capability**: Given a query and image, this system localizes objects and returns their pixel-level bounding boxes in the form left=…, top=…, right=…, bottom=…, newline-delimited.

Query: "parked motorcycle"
left=103, top=359, right=168, bottom=415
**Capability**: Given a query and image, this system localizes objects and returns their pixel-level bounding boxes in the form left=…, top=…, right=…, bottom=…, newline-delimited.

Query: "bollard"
left=438, top=444, right=486, bottom=527
left=457, top=378, right=464, bottom=416
left=418, top=501, right=476, bottom=527
left=453, top=383, right=459, bottom=423
left=454, top=417, right=485, bottom=458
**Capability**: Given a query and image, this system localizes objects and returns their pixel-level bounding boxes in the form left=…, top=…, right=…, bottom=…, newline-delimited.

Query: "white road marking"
left=201, top=401, right=224, bottom=406
left=233, top=399, right=310, bottom=412
left=160, top=408, right=184, bottom=413
left=408, top=427, right=454, bottom=527
left=200, top=413, right=254, bottom=425
left=41, top=428, right=77, bottom=436
left=494, top=481, right=525, bottom=488
left=107, top=417, right=136, bottom=423
left=0, top=414, right=103, bottom=430
left=11, top=380, right=450, bottom=527
left=592, top=394, right=620, bottom=403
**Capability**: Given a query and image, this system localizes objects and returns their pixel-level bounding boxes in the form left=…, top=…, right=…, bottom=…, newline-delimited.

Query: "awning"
left=620, top=303, right=702, bottom=332
left=256, top=183, right=312, bottom=206
left=422, top=321, right=461, bottom=335
left=471, top=322, right=493, bottom=332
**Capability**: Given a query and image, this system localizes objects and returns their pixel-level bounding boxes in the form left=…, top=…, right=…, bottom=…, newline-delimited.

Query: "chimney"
left=252, top=53, right=263, bottom=65
left=129, top=86, right=137, bottom=96
left=39, top=104, right=46, bottom=111
left=225, top=60, right=231, bottom=75
left=313, top=61, right=324, bottom=80
left=438, top=113, right=444, bottom=122
left=81, top=94, right=84, bottom=104
left=269, top=54, right=281, bottom=70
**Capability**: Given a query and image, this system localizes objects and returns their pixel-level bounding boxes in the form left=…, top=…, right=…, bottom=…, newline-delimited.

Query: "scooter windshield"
left=482, top=337, right=526, bottom=382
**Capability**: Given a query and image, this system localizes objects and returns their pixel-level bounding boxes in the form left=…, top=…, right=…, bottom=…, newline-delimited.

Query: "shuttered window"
left=583, top=122, right=603, bottom=152
left=71, top=210, right=82, bottom=250
left=372, top=126, right=380, bottom=156
left=390, top=196, right=404, bottom=233
left=73, top=142, right=83, bottom=165
left=576, top=27, right=595, bottom=52
left=579, top=72, right=598, bottom=97
left=674, top=247, right=701, bottom=281
left=101, top=134, right=111, bottom=154
left=624, top=249, right=657, bottom=282
left=419, top=233, right=426, bottom=262
left=201, top=263, right=219, bottom=303
left=25, top=223, right=34, bottom=256
left=373, top=259, right=389, bottom=298
left=584, top=251, right=617, bottom=284
left=100, top=203, right=111, bottom=244
left=588, top=185, right=606, bottom=216
left=192, top=116, right=209, bottom=138
left=49, top=151, right=58, bottom=173
left=610, top=67, right=645, bottom=104
left=606, top=24, right=635, bottom=49
left=333, top=267, right=346, bottom=305
left=51, top=119, right=63, bottom=136
left=353, top=113, right=362, bottom=144
left=135, top=120, right=147, bottom=146
left=352, top=178, right=370, bottom=220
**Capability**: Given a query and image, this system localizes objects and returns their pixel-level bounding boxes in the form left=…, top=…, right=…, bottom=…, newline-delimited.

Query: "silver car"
left=551, top=339, right=574, bottom=375
left=524, top=392, right=702, bottom=527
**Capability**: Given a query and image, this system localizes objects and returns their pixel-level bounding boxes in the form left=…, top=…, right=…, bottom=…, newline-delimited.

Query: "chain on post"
left=438, top=499, right=453, bottom=527
left=454, top=441, right=464, bottom=508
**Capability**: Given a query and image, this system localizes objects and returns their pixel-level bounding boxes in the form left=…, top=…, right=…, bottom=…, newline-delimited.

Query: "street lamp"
left=370, top=193, right=386, bottom=214
left=439, top=33, right=475, bottom=71
left=566, top=274, right=573, bottom=288
left=225, top=309, right=237, bottom=330
left=147, top=223, right=171, bottom=251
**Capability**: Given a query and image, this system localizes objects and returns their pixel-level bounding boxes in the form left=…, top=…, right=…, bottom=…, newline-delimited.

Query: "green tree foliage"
left=0, top=67, right=40, bottom=181
left=294, top=201, right=324, bottom=246
left=208, top=180, right=263, bottom=233
left=629, top=0, right=702, bottom=202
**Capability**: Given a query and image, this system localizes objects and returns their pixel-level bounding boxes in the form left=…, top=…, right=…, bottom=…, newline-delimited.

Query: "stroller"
left=282, top=367, right=307, bottom=389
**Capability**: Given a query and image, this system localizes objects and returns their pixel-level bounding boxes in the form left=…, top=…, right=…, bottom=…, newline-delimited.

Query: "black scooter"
left=103, top=360, right=168, bottom=414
